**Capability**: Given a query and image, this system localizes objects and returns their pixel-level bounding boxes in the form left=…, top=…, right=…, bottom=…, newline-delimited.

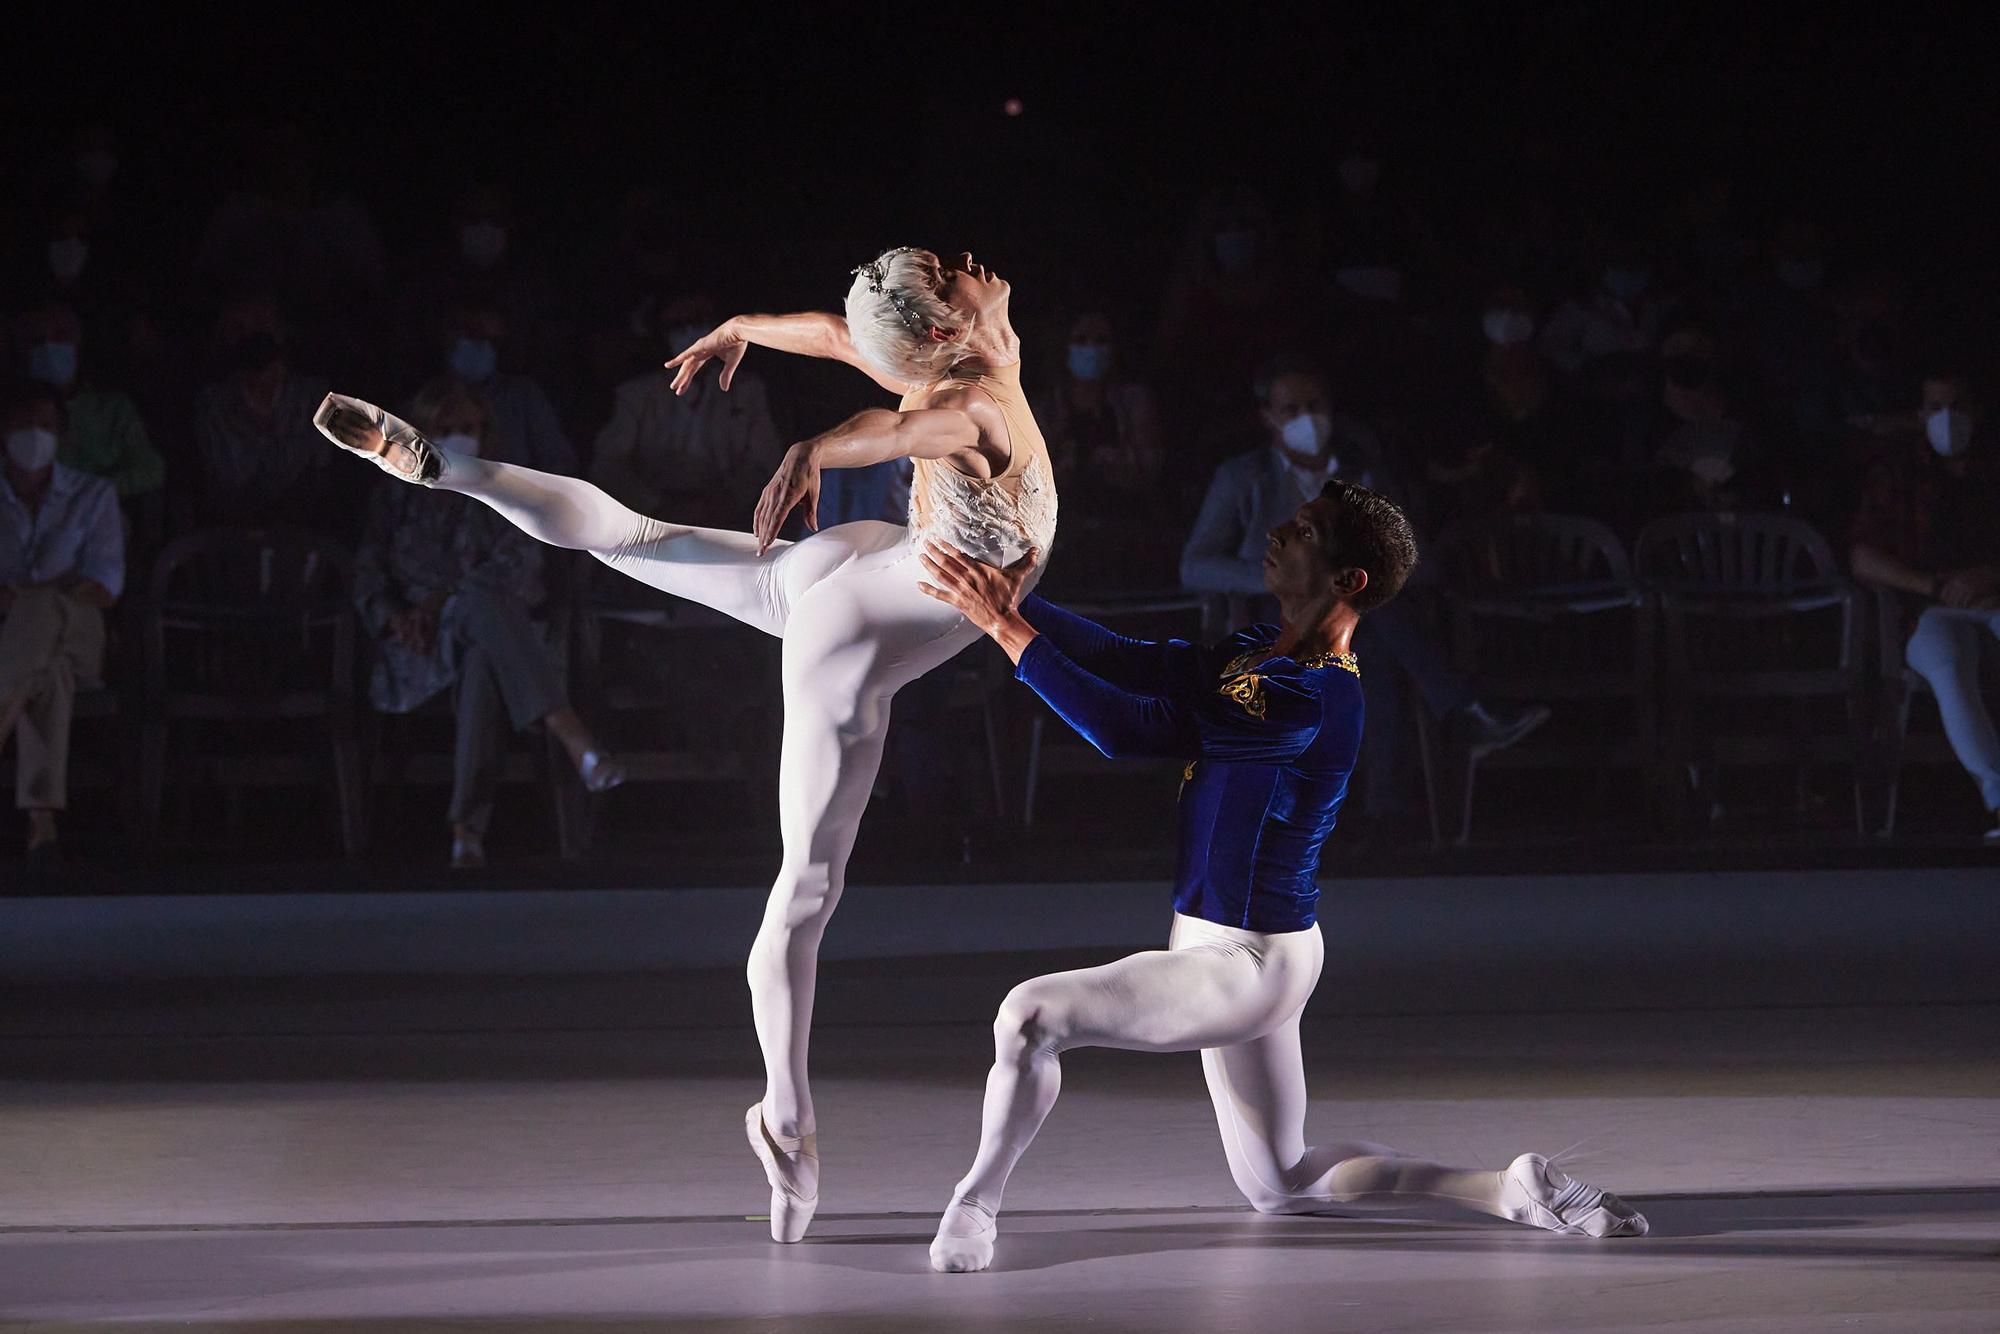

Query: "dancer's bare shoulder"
left=920, top=383, right=1011, bottom=478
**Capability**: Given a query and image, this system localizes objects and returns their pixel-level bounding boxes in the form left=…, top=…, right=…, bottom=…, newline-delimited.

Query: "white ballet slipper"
left=928, top=1197, right=998, bottom=1273
left=313, top=391, right=445, bottom=485
left=745, top=1104, right=818, bottom=1243
left=1499, top=1152, right=1649, bottom=1238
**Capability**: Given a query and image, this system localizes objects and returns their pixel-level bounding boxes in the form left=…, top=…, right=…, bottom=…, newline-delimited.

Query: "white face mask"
left=1483, top=309, right=1535, bottom=345
left=1280, top=411, right=1335, bottom=459
left=435, top=432, right=482, bottom=458
left=5, top=427, right=59, bottom=472
left=1926, top=407, right=1973, bottom=458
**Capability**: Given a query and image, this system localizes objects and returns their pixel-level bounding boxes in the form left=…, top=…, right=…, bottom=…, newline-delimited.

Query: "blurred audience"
left=351, top=379, right=620, bottom=870
left=1037, top=309, right=1169, bottom=587
left=192, top=314, right=348, bottom=532
left=1180, top=354, right=1550, bottom=827
left=1850, top=368, right=2000, bottom=839
left=436, top=295, right=576, bottom=473
left=1640, top=317, right=1780, bottom=521
left=1155, top=187, right=1320, bottom=471
left=589, top=292, right=779, bottom=526
left=8, top=99, right=2000, bottom=855
left=0, top=380, right=124, bottom=867
left=13, top=302, right=164, bottom=500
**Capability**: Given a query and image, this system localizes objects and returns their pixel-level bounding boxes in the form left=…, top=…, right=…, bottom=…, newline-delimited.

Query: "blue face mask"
left=449, top=337, right=498, bottom=382
left=1067, top=343, right=1111, bottom=381
left=28, top=341, right=79, bottom=388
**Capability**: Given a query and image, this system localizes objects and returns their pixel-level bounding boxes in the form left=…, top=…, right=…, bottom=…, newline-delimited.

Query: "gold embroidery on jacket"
left=1218, top=672, right=1267, bottom=719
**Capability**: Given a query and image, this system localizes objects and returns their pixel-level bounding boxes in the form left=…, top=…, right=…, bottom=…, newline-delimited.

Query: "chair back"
left=1433, top=513, right=1633, bottom=599
left=144, top=526, right=357, bottom=703
left=1634, top=512, right=1839, bottom=594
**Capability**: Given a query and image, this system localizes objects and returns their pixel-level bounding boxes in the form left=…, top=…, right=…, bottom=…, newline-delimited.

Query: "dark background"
left=8, top=2, right=1996, bottom=333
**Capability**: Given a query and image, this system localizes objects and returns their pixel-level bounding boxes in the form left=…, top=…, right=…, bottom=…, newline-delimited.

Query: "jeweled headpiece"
left=851, top=247, right=930, bottom=337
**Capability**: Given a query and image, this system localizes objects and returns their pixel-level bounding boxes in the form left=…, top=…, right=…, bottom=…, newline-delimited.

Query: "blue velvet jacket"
left=1014, top=595, right=1363, bottom=933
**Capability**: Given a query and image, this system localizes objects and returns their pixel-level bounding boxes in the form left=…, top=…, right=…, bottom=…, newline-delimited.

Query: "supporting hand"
left=753, top=443, right=821, bottom=554
left=916, top=541, right=1041, bottom=660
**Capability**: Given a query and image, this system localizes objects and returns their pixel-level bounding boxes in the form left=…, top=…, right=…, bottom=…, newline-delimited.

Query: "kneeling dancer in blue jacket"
left=914, top=479, right=1647, bottom=1273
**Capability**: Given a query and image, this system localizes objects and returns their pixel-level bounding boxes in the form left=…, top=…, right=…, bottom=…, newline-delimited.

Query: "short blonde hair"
left=843, top=246, right=971, bottom=386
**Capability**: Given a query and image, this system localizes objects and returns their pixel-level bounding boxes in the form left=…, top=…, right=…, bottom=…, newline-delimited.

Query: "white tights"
left=436, top=453, right=992, bottom=1139
left=946, top=914, right=1506, bottom=1226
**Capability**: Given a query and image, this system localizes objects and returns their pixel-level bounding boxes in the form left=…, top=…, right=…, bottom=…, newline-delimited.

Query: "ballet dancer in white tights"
left=914, top=480, right=1646, bottom=1273
left=314, top=247, right=1056, bottom=1243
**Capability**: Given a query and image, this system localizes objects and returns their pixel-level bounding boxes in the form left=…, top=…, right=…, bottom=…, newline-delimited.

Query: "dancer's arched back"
left=315, top=247, right=1057, bottom=1241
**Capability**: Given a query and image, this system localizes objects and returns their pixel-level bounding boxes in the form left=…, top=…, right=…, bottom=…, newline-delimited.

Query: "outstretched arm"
left=666, top=312, right=914, bottom=397
left=918, top=544, right=1319, bottom=763
left=1016, top=595, right=1204, bottom=696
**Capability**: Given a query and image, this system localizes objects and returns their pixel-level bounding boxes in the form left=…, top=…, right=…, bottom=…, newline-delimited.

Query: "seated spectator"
left=1476, top=283, right=1581, bottom=486
left=0, top=380, right=123, bottom=868
left=588, top=291, right=780, bottom=528
left=1422, top=403, right=1542, bottom=535
left=1747, top=213, right=1839, bottom=450
left=13, top=302, right=164, bottom=499
left=1319, top=128, right=1435, bottom=309
left=197, top=123, right=387, bottom=339
left=193, top=323, right=354, bottom=534
left=1037, top=309, right=1169, bottom=587
left=1850, top=368, right=2000, bottom=840
left=435, top=294, right=576, bottom=474
left=351, top=379, right=621, bottom=869
left=1180, top=354, right=1548, bottom=830
left=1639, top=318, right=1780, bottom=520
left=1540, top=244, right=1666, bottom=408
left=395, top=185, right=558, bottom=387
left=1155, top=187, right=1321, bottom=470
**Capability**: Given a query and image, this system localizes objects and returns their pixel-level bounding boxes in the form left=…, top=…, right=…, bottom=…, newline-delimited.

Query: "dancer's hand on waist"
left=917, top=541, right=1041, bottom=661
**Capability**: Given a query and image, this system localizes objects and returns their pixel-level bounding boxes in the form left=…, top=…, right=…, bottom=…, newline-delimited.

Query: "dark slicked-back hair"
left=1315, top=479, right=1418, bottom=613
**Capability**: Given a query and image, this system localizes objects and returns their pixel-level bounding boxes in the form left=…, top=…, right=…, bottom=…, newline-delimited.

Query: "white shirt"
left=0, top=464, right=126, bottom=599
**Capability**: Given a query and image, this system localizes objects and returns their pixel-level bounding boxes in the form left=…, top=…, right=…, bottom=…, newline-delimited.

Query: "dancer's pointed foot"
left=314, top=392, right=445, bottom=485
left=928, top=1196, right=998, bottom=1272
left=745, top=1104, right=818, bottom=1243
left=1499, top=1153, right=1648, bottom=1237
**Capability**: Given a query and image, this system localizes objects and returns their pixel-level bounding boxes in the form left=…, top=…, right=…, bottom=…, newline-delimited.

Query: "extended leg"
left=1201, top=1009, right=1646, bottom=1236
left=1200, top=1013, right=1504, bottom=1216
left=433, top=453, right=796, bottom=635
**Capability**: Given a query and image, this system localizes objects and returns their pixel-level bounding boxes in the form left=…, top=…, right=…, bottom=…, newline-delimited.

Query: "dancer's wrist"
left=990, top=613, right=1038, bottom=663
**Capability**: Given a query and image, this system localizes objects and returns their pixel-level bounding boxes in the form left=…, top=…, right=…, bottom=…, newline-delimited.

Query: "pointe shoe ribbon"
left=746, top=1104, right=819, bottom=1244
left=314, top=392, right=445, bottom=485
